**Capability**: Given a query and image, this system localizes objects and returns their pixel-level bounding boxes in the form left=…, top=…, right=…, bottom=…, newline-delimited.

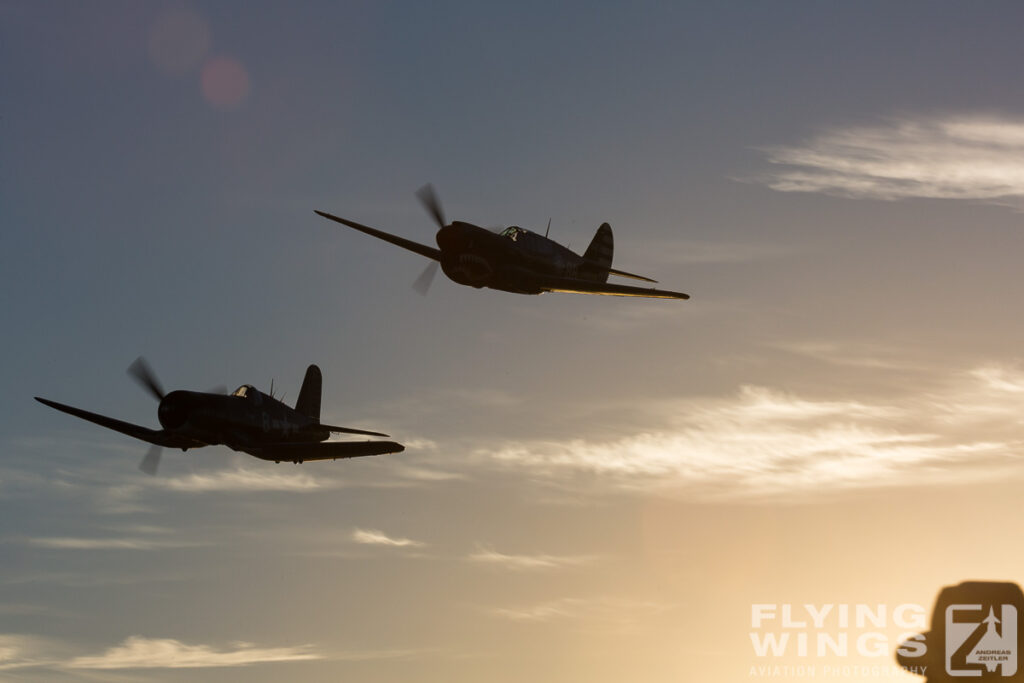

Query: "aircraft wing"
left=34, top=397, right=197, bottom=449
left=314, top=210, right=442, bottom=261
left=250, top=440, right=405, bottom=462
left=535, top=276, right=690, bottom=300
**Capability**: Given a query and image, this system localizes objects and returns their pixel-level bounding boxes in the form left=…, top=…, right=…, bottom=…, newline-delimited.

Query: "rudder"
left=295, top=364, right=322, bottom=420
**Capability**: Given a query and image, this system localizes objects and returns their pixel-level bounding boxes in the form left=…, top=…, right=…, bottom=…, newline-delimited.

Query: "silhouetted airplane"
left=315, top=185, right=690, bottom=299
left=35, top=358, right=403, bottom=475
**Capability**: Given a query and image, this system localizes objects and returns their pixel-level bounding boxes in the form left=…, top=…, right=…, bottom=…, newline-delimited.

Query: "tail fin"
left=581, top=222, right=614, bottom=282
left=295, top=364, right=322, bottom=420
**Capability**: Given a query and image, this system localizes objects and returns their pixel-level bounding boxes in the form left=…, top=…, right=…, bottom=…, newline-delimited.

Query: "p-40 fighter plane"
left=315, top=185, right=690, bottom=300
left=35, top=358, right=403, bottom=475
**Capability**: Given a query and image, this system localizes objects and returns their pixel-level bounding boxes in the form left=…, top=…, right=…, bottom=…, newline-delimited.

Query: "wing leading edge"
left=314, top=210, right=442, bottom=261
left=34, top=397, right=198, bottom=449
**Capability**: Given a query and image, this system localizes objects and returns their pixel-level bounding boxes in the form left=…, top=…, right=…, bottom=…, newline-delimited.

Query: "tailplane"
left=581, top=222, right=614, bottom=282
left=295, top=364, right=322, bottom=420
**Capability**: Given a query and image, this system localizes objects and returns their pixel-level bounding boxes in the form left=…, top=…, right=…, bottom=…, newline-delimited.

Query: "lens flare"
left=200, top=56, right=250, bottom=110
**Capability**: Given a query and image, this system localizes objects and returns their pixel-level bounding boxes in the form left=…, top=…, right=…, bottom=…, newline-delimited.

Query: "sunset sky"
left=4, top=2, right=1024, bottom=681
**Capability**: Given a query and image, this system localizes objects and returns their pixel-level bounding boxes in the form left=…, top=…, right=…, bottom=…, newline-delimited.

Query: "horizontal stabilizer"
left=608, top=267, right=657, bottom=283
left=319, top=422, right=390, bottom=438
left=578, top=259, right=657, bottom=282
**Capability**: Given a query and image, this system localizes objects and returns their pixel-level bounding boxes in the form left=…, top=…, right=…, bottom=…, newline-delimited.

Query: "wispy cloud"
left=2, top=635, right=417, bottom=673
left=389, top=462, right=467, bottom=483
left=351, top=528, right=425, bottom=548
left=489, top=597, right=672, bottom=633
left=971, top=365, right=1024, bottom=393
left=467, top=546, right=595, bottom=571
left=752, top=115, right=1024, bottom=206
left=66, top=636, right=321, bottom=669
left=478, top=364, right=1024, bottom=500
left=773, top=340, right=937, bottom=373
left=0, top=634, right=59, bottom=671
left=161, top=468, right=330, bottom=493
left=23, top=524, right=198, bottom=551
left=26, top=536, right=197, bottom=551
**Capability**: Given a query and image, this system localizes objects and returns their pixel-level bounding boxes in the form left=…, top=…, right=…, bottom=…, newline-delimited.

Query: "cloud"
left=467, top=546, right=595, bottom=571
left=66, top=636, right=321, bottom=669
left=388, top=462, right=467, bottom=483
left=488, top=597, right=672, bottom=633
left=351, top=528, right=425, bottom=548
left=161, top=468, right=330, bottom=493
left=773, top=340, right=935, bottom=373
left=752, top=115, right=1024, bottom=205
left=1, top=635, right=417, bottom=673
left=26, top=536, right=196, bottom=551
left=477, top=364, right=1024, bottom=500
left=971, top=365, right=1024, bottom=394
left=0, top=634, right=58, bottom=671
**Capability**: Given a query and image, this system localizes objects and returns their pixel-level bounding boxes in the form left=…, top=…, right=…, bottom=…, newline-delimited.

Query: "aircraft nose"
left=435, top=224, right=460, bottom=251
left=157, top=392, right=190, bottom=430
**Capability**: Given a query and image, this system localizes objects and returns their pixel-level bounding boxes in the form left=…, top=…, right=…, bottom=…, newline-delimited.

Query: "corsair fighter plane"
left=315, top=185, right=689, bottom=299
left=35, top=358, right=403, bottom=474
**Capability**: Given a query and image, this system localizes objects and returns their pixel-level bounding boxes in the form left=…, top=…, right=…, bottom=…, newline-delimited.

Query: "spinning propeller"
left=126, top=357, right=166, bottom=475
left=411, top=184, right=445, bottom=295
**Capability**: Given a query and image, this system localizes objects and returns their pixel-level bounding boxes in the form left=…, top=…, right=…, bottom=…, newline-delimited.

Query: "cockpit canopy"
left=231, top=385, right=256, bottom=398
left=500, top=226, right=557, bottom=256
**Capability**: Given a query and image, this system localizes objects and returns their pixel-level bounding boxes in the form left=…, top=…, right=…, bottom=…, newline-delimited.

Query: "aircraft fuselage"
left=436, top=222, right=587, bottom=294
left=158, top=388, right=328, bottom=453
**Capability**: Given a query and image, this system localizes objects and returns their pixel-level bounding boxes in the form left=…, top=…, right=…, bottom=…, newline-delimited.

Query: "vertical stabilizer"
left=295, top=364, right=322, bottom=420
left=581, top=222, right=614, bottom=282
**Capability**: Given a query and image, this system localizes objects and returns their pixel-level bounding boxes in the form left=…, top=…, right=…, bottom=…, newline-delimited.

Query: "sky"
left=4, top=1, right=1024, bottom=681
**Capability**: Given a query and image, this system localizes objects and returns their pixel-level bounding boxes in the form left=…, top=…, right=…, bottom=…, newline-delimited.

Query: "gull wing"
left=34, top=397, right=197, bottom=449
left=314, top=210, right=442, bottom=261
left=249, top=440, right=405, bottom=462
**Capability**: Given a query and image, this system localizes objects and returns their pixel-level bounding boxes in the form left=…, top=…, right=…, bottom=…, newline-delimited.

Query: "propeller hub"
left=158, top=391, right=190, bottom=430
left=435, top=224, right=458, bottom=251
left=437, top=222, right=478, bottom=252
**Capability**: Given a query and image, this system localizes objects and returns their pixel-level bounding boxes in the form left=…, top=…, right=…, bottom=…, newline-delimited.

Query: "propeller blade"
left=139, top=444, right=162, bottom=476
left=415, top=184, right=446, bottom=229
left=127, top=357, right=165, bottom=401
left=412, top=261, right=440, bottom=296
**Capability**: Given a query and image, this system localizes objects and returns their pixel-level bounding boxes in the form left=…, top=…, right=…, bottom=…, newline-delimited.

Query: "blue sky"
left=5, top=2, right=1024, bottom=681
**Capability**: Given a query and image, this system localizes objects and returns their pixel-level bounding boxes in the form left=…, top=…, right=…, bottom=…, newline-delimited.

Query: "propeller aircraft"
left=315, top=185, right=690, bottom=300
left=35, top=358, right=403, bottom=475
